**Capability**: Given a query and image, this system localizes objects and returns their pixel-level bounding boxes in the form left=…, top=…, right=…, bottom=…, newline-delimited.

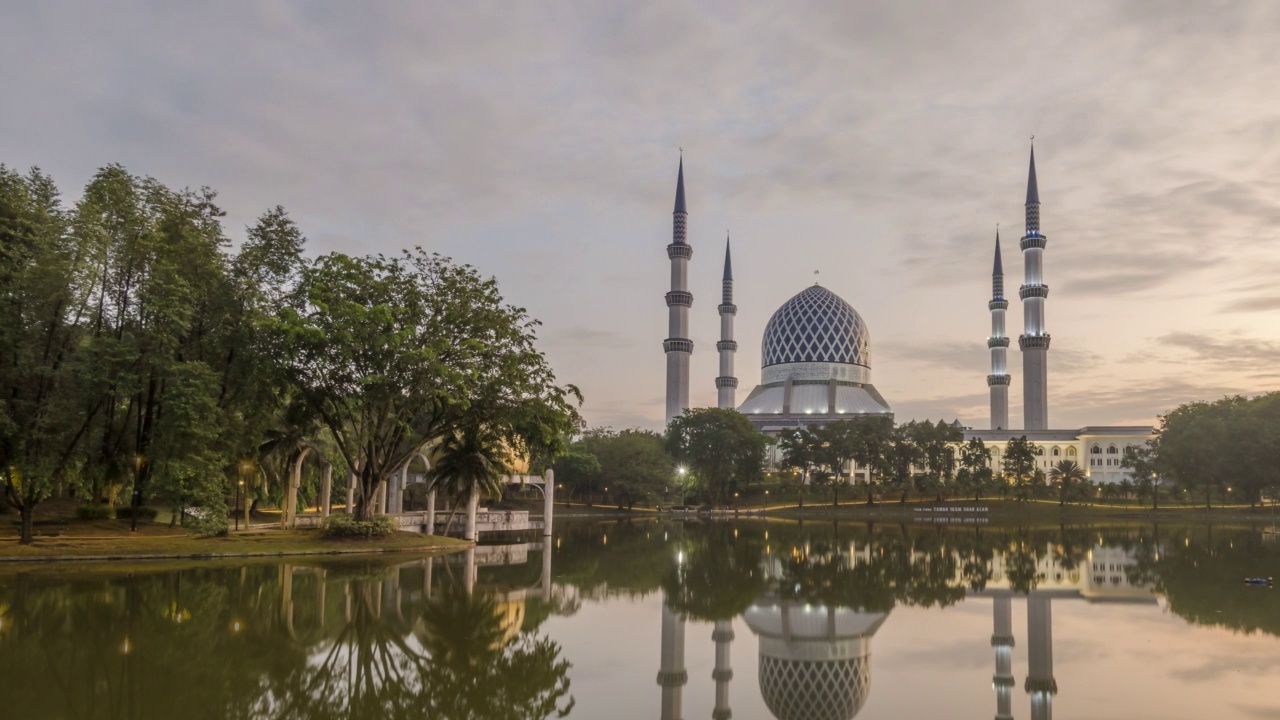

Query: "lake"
left=1, top=519, right=1278, bottom=719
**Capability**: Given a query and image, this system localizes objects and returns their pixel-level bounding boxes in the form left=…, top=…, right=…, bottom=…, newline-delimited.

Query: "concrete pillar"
left=712, top=620, right=734, bottom=720
left=346, top=472, right=356, bottom=514
left=543, top=469, right=555, bottom=536
left=316, top=568, right=327, bottom=630
left=541, top=534, right=553, bottom=604
left=656, top=598, right=687, bottom=720
left=375, top=480, right=387, bottom=516
left=1026, top=594, right=1057, bottom=720
left=992, top=596, right=1015, bottom=720
left=320, top=465, right=333, bottom=518
left=464, top=490, right=479, bottom=541
left=397, top=464, right=410, bottom=515
left=423, top=557, right=434, bottom=600
left=425, top=490, right=436, bottom=535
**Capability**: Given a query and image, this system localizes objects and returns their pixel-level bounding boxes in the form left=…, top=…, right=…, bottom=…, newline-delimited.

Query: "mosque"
left=661, top=147, right=1153, bottom=483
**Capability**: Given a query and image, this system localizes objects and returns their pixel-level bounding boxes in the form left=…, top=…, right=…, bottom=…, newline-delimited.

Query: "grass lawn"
left=0, top=518, right=468, bottom=562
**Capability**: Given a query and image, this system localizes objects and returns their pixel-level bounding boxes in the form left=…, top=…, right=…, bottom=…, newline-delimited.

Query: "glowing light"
left=231, top=619, right=243, bottom=633
left=676, top=550, right=684, bottom=565
left=119, top=638, right=132, bottom=655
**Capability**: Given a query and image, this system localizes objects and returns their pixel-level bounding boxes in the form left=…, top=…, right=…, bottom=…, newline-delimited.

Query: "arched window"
left=1067, top=447, right=1077, bottom=457
left=1052, top=446, right=1061, bottom=457
left=1035, top=446, right=1044, bottom=456
left=1107, top=445, right=1118, bottom=455
left=1091, top=445, right=1101, bottom=454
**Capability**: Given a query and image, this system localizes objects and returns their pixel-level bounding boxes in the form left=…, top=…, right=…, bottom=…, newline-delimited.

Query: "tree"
left=581, top=429, right=671, bottom=509
left=277, top=249, right=579, bottom=519
left=427, top=427, right=513, bottom=535
left=1003, top=436, right=1037, bottom=502
left=666, top=408, right=767, bottom=506
left=1122, top=441, right=1162, bottom=510
left=883, top=422, right=922, bottom=504
left=1047, top=459, right=1086, bottom=506
left=551, top=447, right=600, bottom=504
left=0, top=167, right=97, bottom=543
left=956, top=437, right=993, bottom=501
left=778, top=428, right=821, bottom=485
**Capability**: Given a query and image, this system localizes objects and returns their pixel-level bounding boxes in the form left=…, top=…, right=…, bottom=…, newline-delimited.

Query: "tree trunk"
left=19, top=505, right=34, bottom=545
left=1153, top=487, right=1159, bottom=511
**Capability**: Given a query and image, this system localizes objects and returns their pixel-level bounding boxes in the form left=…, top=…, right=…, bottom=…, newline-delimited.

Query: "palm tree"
left=1048, top=460, right=1087, bottom=506
left=428, top=428, right=512, bottom=536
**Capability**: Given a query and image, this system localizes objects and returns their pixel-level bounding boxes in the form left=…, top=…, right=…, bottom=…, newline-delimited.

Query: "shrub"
left=322, top=514, right=397, bottom=539
left=114, top=505, right=159, bottom=522
left=75, top=504, right=116, bottom=521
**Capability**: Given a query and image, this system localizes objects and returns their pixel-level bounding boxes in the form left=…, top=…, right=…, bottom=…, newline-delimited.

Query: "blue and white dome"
left=761, top=286, right=870, bottom=369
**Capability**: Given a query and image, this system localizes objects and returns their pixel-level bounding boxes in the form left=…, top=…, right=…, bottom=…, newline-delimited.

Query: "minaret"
left=992, top=596, right=1016, bottom=720
left=712, top=619, right=734, bottom=720
left=657, top=599, right=688, bottom=720
left=988, top=229, right=1011, bottom=430
left=665, top=156, right=693, bottom=425
left=1025, top=594, right=1057, bottom=720
left=716, top=235, right=738, bottom=409
left=1019, top=143, right=1050, bottom=430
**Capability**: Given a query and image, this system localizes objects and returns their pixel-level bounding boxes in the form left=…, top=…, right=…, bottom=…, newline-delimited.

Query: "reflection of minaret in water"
left=991, top=597, right=1015, bottom=720
left=712, top=620, right=734, bottom=720
left=1025, top=595, right=1057, bottom=720
left=657, top=600, right=688, bottom=720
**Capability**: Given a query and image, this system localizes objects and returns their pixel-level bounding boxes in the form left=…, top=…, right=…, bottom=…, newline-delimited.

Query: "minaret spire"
left=716, top=233, right=738, bottom=409
left=664, top=154, right=693, bottom=424
left=988, top=227, right=1010, bottom=430
left=711, top=620, right=734, bottom=720
left=1018, top=141, right=1050, bottom=430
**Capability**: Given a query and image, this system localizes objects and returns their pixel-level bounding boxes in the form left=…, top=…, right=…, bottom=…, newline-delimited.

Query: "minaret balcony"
left=987, top=374, right=1012, bottom=386
left=1019, top=235, right=1047, bottom=251
left=1018, top=284, right=1049, bottom=299
left=988, top=298, right=1008, bottom=310
left=1018, top=334, right=1051, bottom=350
left=656, top=670, right=689, bottom=687
left=667, top=243, right=692, bottom=260
left=717, top=303, right=737, bottom=316
left=988, top=337, right=1010, bottom=348
left=716, top=340, right=738, bottom=352
left=663, top=338, right=693, bottom=353
left=715, top=376, right=739, bottom=389
left=665, top=291, right=693, bottom=307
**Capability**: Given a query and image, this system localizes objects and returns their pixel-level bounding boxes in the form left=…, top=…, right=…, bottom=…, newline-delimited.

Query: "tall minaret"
left=711, top=619, right=734, bottom=720
left=1019, top=143, right=1050, bottom=430
left=988, top=229, right=1011, bottom=430
left=992, top=596, right=1016, bottom=720
left=1025, top=594, right=1058, bottom=720
left=665, top=156, right=693, bottom=425
left=716, top=235, right=738, bottom=409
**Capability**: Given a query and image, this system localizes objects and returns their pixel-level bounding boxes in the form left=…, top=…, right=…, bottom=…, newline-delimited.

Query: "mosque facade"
left=661, top=146, right=1153, bottom=483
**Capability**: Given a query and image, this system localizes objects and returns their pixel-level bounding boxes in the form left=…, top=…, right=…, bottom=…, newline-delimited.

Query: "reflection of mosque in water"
left=655, top=537, right=1157, bottom=720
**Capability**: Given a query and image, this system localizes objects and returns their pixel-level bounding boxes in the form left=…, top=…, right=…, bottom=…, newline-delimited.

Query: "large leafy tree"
left=0, top=167, right=90, bottom=543
left=277, top=249, right=579, bottom=519
left=1121, top=440, right=1162, bottom=509
left=955, top=437, right=993, bottom=501
left=665, top=408, right=767, bottom=505
left=1002, top=436, right=1037, bottom=501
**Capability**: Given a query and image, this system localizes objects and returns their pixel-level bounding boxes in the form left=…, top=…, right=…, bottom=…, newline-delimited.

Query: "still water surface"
left=1, top=520, right=1279, bottom=719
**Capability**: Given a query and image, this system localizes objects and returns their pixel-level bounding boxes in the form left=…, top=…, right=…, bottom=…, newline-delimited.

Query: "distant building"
left=660, top=147, right=1153, bottom=485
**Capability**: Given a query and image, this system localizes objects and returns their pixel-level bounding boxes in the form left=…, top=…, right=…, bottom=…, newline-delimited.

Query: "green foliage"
left=558, top=428, right=671, bottom=507
left=1155, top=394, right=1280, bottom=508
left=956, top=437, right=994, bottom=501
left=75, top=504, right=115, bottom=520
left=1002, top=436, right=1038, bottom=500
left=113, top=505, right=158, bottom=522
left=1048, top=459, right=1088, bottom=505
left=322, top=513, right=397, bottom=538
left=277, top=249, right=580, bottom=519
left=666, top=408, right=768, bottom=505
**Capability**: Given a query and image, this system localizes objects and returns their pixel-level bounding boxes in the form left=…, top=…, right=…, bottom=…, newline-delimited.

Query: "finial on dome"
left=813, top=269, right=820, bottom=285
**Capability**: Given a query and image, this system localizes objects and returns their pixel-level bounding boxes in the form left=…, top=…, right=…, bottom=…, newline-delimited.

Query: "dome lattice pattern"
left=761, top=286, right=869, bottom=368
left=759, top=656, right=871, bottom=720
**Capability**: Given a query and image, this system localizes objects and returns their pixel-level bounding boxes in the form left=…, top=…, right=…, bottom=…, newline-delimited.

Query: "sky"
left=3, top=1, right=1280, bottom=431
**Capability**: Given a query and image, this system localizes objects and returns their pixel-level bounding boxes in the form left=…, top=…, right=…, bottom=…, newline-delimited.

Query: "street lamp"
left=237, top=462, right=253, bottom=531
left=676, top=466, right=687, bottom=506
left=130, top=455, right=144, bottom=532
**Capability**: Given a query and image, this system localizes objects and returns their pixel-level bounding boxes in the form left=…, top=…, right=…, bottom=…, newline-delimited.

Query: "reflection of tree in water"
left=663, top=523, right=769, bottom=621
left=0, top=559, right=574, bottom=720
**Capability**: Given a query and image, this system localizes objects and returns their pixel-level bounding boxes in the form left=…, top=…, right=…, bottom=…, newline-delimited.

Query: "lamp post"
left=235, top=479, right=242, bottom=531
left=676, top=466, right=687, bottom=507
left=237, top=462, right=253, bottom=531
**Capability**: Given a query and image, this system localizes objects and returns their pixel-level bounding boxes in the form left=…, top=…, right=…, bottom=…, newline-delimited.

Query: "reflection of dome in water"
left=744, top=597, right=888, bottom=720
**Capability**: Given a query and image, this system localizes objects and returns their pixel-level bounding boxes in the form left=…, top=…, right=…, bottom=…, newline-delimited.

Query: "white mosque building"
left=661, top=146, right=1153, bottom=484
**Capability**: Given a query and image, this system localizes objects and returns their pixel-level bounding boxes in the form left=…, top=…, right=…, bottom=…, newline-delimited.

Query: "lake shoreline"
left=0, top=527, right=470, bottom=564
